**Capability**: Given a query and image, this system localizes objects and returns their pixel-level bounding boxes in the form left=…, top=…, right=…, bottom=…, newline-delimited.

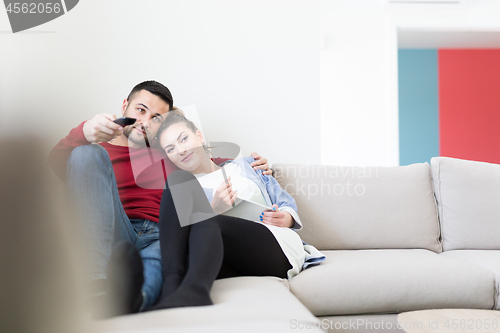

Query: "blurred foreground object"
left=0, top=138, right=87, bottom=333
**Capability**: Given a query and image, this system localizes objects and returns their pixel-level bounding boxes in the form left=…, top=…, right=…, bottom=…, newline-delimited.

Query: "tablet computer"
left=222, top=197, right=270, bottom=223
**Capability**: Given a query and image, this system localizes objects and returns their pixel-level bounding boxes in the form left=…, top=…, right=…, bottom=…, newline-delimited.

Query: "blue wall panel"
left=398, top=49, right=439, bottom=166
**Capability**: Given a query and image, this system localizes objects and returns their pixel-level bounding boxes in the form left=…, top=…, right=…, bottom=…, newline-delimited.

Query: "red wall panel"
left=439, top=49, right=500, bottom=164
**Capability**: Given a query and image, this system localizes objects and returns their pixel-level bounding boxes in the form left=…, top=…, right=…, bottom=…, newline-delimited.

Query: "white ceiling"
left=398, top=29, right=500, bottom=48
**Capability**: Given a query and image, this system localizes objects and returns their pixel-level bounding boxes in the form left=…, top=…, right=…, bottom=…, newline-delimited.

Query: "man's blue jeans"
left=66, top=144, right=162, bottom=310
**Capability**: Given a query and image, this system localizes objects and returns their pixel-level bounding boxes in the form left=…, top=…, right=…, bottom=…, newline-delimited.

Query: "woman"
left=151, top=110, right=323, bottom=310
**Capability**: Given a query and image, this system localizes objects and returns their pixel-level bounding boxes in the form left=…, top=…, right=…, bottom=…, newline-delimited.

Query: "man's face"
left=121, top=89, right=170, bottom=146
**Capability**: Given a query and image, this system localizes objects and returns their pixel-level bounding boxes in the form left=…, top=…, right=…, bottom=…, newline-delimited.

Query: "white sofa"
left=92, top=156, right=499, bottom=333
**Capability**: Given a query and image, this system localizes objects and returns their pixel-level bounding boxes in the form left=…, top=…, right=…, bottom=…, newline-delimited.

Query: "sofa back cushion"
left=431, top=157, right=500, bottom=251
left=274, top=163, right=441, bottom=252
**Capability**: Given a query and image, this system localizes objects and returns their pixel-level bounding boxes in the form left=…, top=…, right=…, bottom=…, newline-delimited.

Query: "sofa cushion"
left=90, top=276, right=321, bottom=333
left=440, top=250, right=500, bottom=310
left=289, top=249, right=495, bottom=316
left=274, top=163, right=441, bottom=252
left=431, top=157, right=500, bottom=251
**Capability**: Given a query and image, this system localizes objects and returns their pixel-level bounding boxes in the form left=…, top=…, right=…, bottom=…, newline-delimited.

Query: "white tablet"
left=222, top=197, right=271, bottom=223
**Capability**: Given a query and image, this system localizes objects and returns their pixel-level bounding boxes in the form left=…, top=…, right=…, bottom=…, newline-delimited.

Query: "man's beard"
left=123, top=125, right=149, bottom=146
left=122, top=108, right=150, bottom=146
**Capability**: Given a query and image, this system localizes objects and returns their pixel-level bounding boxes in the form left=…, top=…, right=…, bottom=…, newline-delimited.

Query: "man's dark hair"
left=127, top=81, right=174, bottom=111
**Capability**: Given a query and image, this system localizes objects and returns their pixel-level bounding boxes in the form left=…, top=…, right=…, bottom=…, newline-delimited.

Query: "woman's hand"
left=250, top=152, right=272, bottom=176
left=211, top=177, right=238, bottom=215
left=260, top=204, right=293, bottom=228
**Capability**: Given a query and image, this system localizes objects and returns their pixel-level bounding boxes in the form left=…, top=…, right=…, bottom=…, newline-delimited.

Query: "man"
left=48, top=80, right=270, bottom=316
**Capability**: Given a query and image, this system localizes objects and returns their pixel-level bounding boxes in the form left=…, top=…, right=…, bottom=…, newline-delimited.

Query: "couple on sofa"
left=48, top=80, right=323, bottom=318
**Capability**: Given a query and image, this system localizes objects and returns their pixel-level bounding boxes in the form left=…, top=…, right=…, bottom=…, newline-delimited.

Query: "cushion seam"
left=437, top=158, right=445, bottom=252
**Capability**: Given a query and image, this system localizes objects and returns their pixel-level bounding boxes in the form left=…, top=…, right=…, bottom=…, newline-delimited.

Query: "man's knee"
left=67, top=145, right=111, bottom=173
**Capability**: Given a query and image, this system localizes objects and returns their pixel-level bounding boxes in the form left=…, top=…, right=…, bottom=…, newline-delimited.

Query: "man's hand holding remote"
left=83, top=114, right=124, bottom=143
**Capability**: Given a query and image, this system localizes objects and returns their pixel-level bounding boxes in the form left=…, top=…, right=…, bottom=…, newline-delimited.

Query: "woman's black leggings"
left=152, top=170, right=292, bottom=309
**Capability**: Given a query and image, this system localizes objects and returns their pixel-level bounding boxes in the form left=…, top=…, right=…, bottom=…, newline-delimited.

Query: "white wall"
left=320, top=0, right=500, bottom=166
left=0, top=0, right=320, bottom=165
left=3, top=0, right=500, bottom=167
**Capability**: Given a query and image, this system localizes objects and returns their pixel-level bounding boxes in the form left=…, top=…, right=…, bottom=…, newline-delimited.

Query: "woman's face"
left=159, top=123, right=207, bottom=172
